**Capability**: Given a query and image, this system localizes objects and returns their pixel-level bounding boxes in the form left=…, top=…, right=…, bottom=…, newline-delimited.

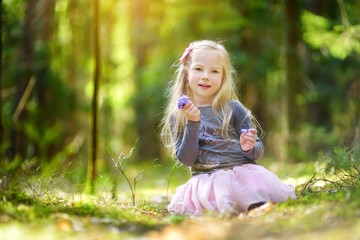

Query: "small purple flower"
left=241, top=129, right=248, bottom=133
left=177, top=95, right=190, bottom=109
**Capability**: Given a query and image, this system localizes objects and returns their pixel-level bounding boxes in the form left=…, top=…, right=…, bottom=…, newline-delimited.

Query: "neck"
left=193, top=96, right=214, bottom=107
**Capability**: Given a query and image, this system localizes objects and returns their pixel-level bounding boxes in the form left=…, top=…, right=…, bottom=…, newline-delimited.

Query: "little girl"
left=160, top=40, right=296, bottom=216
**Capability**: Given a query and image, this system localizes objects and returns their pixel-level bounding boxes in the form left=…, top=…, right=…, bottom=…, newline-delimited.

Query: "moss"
left=1, top=156, right=359, bottom=239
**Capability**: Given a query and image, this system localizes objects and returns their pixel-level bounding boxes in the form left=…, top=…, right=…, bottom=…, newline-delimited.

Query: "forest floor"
left=0, top=159, right=360, bottom=240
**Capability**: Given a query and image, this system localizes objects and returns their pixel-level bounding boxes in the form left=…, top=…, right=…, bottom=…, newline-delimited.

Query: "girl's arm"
left=241, top=133, right=264, bottom=160
left=232, top=101, right=264, bottom=161
left=175, top=120, right=200, bottom=166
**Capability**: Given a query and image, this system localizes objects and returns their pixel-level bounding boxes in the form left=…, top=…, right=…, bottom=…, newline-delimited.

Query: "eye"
left=194, top=67, right=202, bottom=71
left=212, top=69, right=220, bottom=74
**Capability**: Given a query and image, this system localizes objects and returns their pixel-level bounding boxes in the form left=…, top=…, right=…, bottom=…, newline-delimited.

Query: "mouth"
left=199, top=84, right=210, bottom=88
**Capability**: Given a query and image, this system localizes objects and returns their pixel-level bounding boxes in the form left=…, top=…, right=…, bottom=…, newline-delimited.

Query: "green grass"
left=0, top=156, right=359, bottom=240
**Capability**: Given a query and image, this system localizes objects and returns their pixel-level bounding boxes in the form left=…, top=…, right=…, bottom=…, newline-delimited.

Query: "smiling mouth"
left=199, top=84, right=210, bottom=88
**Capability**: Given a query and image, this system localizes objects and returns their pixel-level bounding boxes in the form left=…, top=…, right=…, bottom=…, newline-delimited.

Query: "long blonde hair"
left=160, top=40, right=247, bottom=153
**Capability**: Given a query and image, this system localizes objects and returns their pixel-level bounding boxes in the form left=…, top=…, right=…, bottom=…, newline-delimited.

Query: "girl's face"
left=188, top=49, right=224, bottom=107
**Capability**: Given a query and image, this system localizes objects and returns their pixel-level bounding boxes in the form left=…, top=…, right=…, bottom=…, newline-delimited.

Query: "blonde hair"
left=160, top=40, right=255, bottom=153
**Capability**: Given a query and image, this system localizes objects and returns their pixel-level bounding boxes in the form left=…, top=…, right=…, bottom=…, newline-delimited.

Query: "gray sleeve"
left=242, top=139, right=264, bottom=160
left=175, top=120, right=200, bottom=166
left=232, top=101, right=264, bottom=161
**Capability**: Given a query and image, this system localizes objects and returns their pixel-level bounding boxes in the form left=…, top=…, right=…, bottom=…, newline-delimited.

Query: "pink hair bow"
left=179, top=47, right=192, bottom=64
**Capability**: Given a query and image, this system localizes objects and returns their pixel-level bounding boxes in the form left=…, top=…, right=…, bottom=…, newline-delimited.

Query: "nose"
left=201, top=71, right=210, bottom=80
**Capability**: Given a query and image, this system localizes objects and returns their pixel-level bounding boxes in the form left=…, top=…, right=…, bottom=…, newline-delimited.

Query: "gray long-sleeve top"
left=174, top=101, right=264, bottom=175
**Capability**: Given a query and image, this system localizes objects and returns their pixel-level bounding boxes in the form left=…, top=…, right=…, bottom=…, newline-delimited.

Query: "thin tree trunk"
left=87, top=0, right=100, bottom=194
left=0, top=0, right=3, bottom=153
left=285, top=0, right=305, bottom=161
left=36, top=0, right=55, bottom=162
left=285, top=0, right=304, bottom=132
left=9, top=0, right=36, bottom=159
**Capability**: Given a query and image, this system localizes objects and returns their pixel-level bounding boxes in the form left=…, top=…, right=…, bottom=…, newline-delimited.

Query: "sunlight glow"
left=302, top=10, right=360, bottom=59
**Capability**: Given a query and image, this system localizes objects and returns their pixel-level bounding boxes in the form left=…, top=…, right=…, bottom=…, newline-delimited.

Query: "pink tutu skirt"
left=168, top=164, right=296, bottom=216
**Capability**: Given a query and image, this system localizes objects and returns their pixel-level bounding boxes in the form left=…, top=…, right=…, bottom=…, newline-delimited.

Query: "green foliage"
left=167, top=214, right=186, bottom=224
left=93, top=175, right=115, bottom=205
left=348, top=183, right=360, bottom=209
left=1, top=158, right=360, bottom=239
left=0, top=191, right=168, bottom=235
left=302, top=10, right=360, bottom=59
left=323, top=146, right=360, bottom=178
left=0, top=157, right=22, bottom=191
left=165, top=161, right=178, bottom=204
left=20, top=170, right=69, bottom=200
left=299, top=145, right=360, bottom=194
left=110, top=138, right=150, bottom=206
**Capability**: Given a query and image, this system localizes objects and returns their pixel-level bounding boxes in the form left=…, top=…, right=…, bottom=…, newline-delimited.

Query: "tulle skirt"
left=168, top=164, right=296, bottom=216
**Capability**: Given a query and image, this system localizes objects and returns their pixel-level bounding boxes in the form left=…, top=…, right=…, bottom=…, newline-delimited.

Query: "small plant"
left=0, top=156, right=22, bottom=192
left=95, top=175, right=116, bottom=205
left=20, top=158, right=70, bottom=200
left=300, top=145, right=360, bottom=194
left=323, top=146, right=360, bottom=182
left=165, top=161, right=180, bottom=204
left=110, top=138, right=146, bottom=206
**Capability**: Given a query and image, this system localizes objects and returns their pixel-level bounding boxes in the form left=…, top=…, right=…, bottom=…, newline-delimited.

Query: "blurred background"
left=0, top=0, right=359, bottom=188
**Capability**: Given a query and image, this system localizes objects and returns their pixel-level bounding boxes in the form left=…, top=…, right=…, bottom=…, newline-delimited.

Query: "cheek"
left=215, top=75, right=223, bottom=87
left=188, top=78, right=197, bottom=89
left=214, top=81, right=222, bottom=91
left=188, top=72, right=197, bottom=84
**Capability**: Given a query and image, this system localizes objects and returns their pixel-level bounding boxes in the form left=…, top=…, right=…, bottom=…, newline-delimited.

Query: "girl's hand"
left=182, top=101, right=201, bottom=122
left=240, top=128, right=257, bottom=152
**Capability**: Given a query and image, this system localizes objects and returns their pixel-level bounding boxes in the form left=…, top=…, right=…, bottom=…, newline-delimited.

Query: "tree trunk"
left=87, top=0, right=100, bottom=194
left=9, top=0, right=36, bottom=159
left=285, top=0, right=304, bottom=132
left=0, top=0, right=3, bottom=154
left=36, top=0, right=56, bottom=162
left=285, top=0, right=305, bottom=161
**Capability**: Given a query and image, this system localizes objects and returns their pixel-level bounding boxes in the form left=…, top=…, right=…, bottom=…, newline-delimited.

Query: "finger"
left=182, top=99, right=194, bottom=110
left=244, top=135, right=256, bottom=143
left=190, top=107, right=199, bottom=115
left=182, top=103, right=191, bottom=110
left=185, top=103, right=197, bottom=113
left=247, top=128, right=257, bottom=135
left=242, top=133, right=255, bottom=140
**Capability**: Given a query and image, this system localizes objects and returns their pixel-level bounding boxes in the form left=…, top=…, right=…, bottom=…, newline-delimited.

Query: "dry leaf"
left=56, top=217, right=73, bottom=232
